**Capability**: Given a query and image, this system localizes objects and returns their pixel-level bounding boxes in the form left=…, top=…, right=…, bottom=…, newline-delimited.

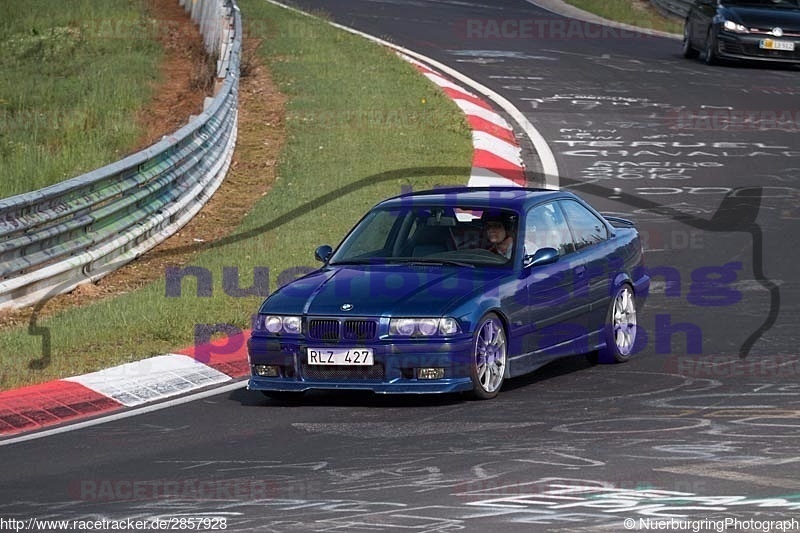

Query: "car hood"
left=262, top=265, right=507, bottom=317
left=723, top=5, right=800, bottom=30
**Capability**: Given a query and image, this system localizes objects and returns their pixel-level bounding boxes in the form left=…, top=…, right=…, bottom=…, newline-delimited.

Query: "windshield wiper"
left=331, top=258, right=476, bottom=268
left=401, top=258, right=476, bottom=268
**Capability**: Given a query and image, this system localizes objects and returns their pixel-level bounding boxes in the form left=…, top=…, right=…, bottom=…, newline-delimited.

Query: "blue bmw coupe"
left=247, top=187, right=649, bottom=400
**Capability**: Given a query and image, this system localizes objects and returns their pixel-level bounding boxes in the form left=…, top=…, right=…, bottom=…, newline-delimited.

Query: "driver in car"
left=483, top=214, right=514, bottom=259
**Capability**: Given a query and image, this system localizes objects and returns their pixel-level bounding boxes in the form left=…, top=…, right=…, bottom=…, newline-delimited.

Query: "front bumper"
left=717, top=32, right=800, bottom=63
left=247, top=334, right=476, bottom=394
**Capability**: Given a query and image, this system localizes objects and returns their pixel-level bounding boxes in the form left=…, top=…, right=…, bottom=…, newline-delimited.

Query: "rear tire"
left=597, top=284, right=638, bottom=364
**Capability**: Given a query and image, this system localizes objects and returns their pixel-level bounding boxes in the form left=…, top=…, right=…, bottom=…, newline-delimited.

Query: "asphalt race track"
left=2, top=1, right=799, bottom=531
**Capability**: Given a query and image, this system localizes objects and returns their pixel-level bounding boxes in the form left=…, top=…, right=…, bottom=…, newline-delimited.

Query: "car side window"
left=559, top=200, right=609, bottom=250
left=524, top=202, right=575, bottom=257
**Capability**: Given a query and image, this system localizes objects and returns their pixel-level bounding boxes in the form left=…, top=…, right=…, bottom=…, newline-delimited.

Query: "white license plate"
left=307, top=348, right=374, bottom=365
left=760, top=39, right=795, bottom=51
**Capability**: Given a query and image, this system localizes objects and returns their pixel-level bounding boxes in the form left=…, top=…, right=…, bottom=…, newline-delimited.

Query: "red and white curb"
left=401, top=54, right=527, bottom=188
left=1, top=10, right=551, bottom=441
left=0, top=332, right=250, bottom=438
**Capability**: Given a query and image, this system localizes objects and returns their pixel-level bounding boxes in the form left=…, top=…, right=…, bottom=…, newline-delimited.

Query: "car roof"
left=378, top=186, right=574, bottom=211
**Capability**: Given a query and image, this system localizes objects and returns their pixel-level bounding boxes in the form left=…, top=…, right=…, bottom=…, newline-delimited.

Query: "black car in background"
left=682, top=0, right=800, bottom=65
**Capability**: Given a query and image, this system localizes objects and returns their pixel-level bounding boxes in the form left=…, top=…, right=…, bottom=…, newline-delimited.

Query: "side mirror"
left=523, top=247, right=559, bottom=268
left=314, top=245, right=333, bottom=263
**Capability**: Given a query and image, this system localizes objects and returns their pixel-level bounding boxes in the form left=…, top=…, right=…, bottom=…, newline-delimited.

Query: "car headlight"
left=389, top=317, right=461, bottom=337
left=265, top=316, right=282, bottom=333
left=417, top=318, right=439, bottom=336
left=391, top=318, right=417, bottom=336
left=282, top=316, right=302, bottom=334
left=439, top=317, right=460, bottom=335
left=723, top=20, right=749, bottom=33
left=254, top=314, right=302, bottom=335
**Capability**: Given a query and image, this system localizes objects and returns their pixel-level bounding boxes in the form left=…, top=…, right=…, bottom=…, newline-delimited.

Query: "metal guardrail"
left=0, top=0, right=241, bottom=310
left=650, top=0, right=692, bottom=19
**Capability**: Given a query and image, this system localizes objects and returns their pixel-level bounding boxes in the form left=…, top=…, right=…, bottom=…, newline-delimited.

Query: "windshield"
left=723, top=0, right=800, bottom=7
left=329, top=205, right=520, bottom=267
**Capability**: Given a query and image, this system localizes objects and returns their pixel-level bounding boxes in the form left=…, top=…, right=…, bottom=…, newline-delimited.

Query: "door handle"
left=574, top=265, right=587, bottom=278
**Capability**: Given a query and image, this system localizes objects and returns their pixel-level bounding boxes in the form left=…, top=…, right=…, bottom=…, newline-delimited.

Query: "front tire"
left=470, top=313, right=507, bottom=400
left=597, top=284, right=638, bottom=364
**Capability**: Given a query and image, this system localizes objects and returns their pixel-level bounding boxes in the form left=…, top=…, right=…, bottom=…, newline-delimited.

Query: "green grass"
left=0, top=0, right=472, bottom=390
left=0, top=0, right=161, bottom=199
left=564, top=0, right=683, bottom=34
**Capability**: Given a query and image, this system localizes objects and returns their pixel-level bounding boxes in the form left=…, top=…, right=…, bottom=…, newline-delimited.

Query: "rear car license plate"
left=760, top=39, right=795, bottom=51
left=308, top=348, right=374, bottom=365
